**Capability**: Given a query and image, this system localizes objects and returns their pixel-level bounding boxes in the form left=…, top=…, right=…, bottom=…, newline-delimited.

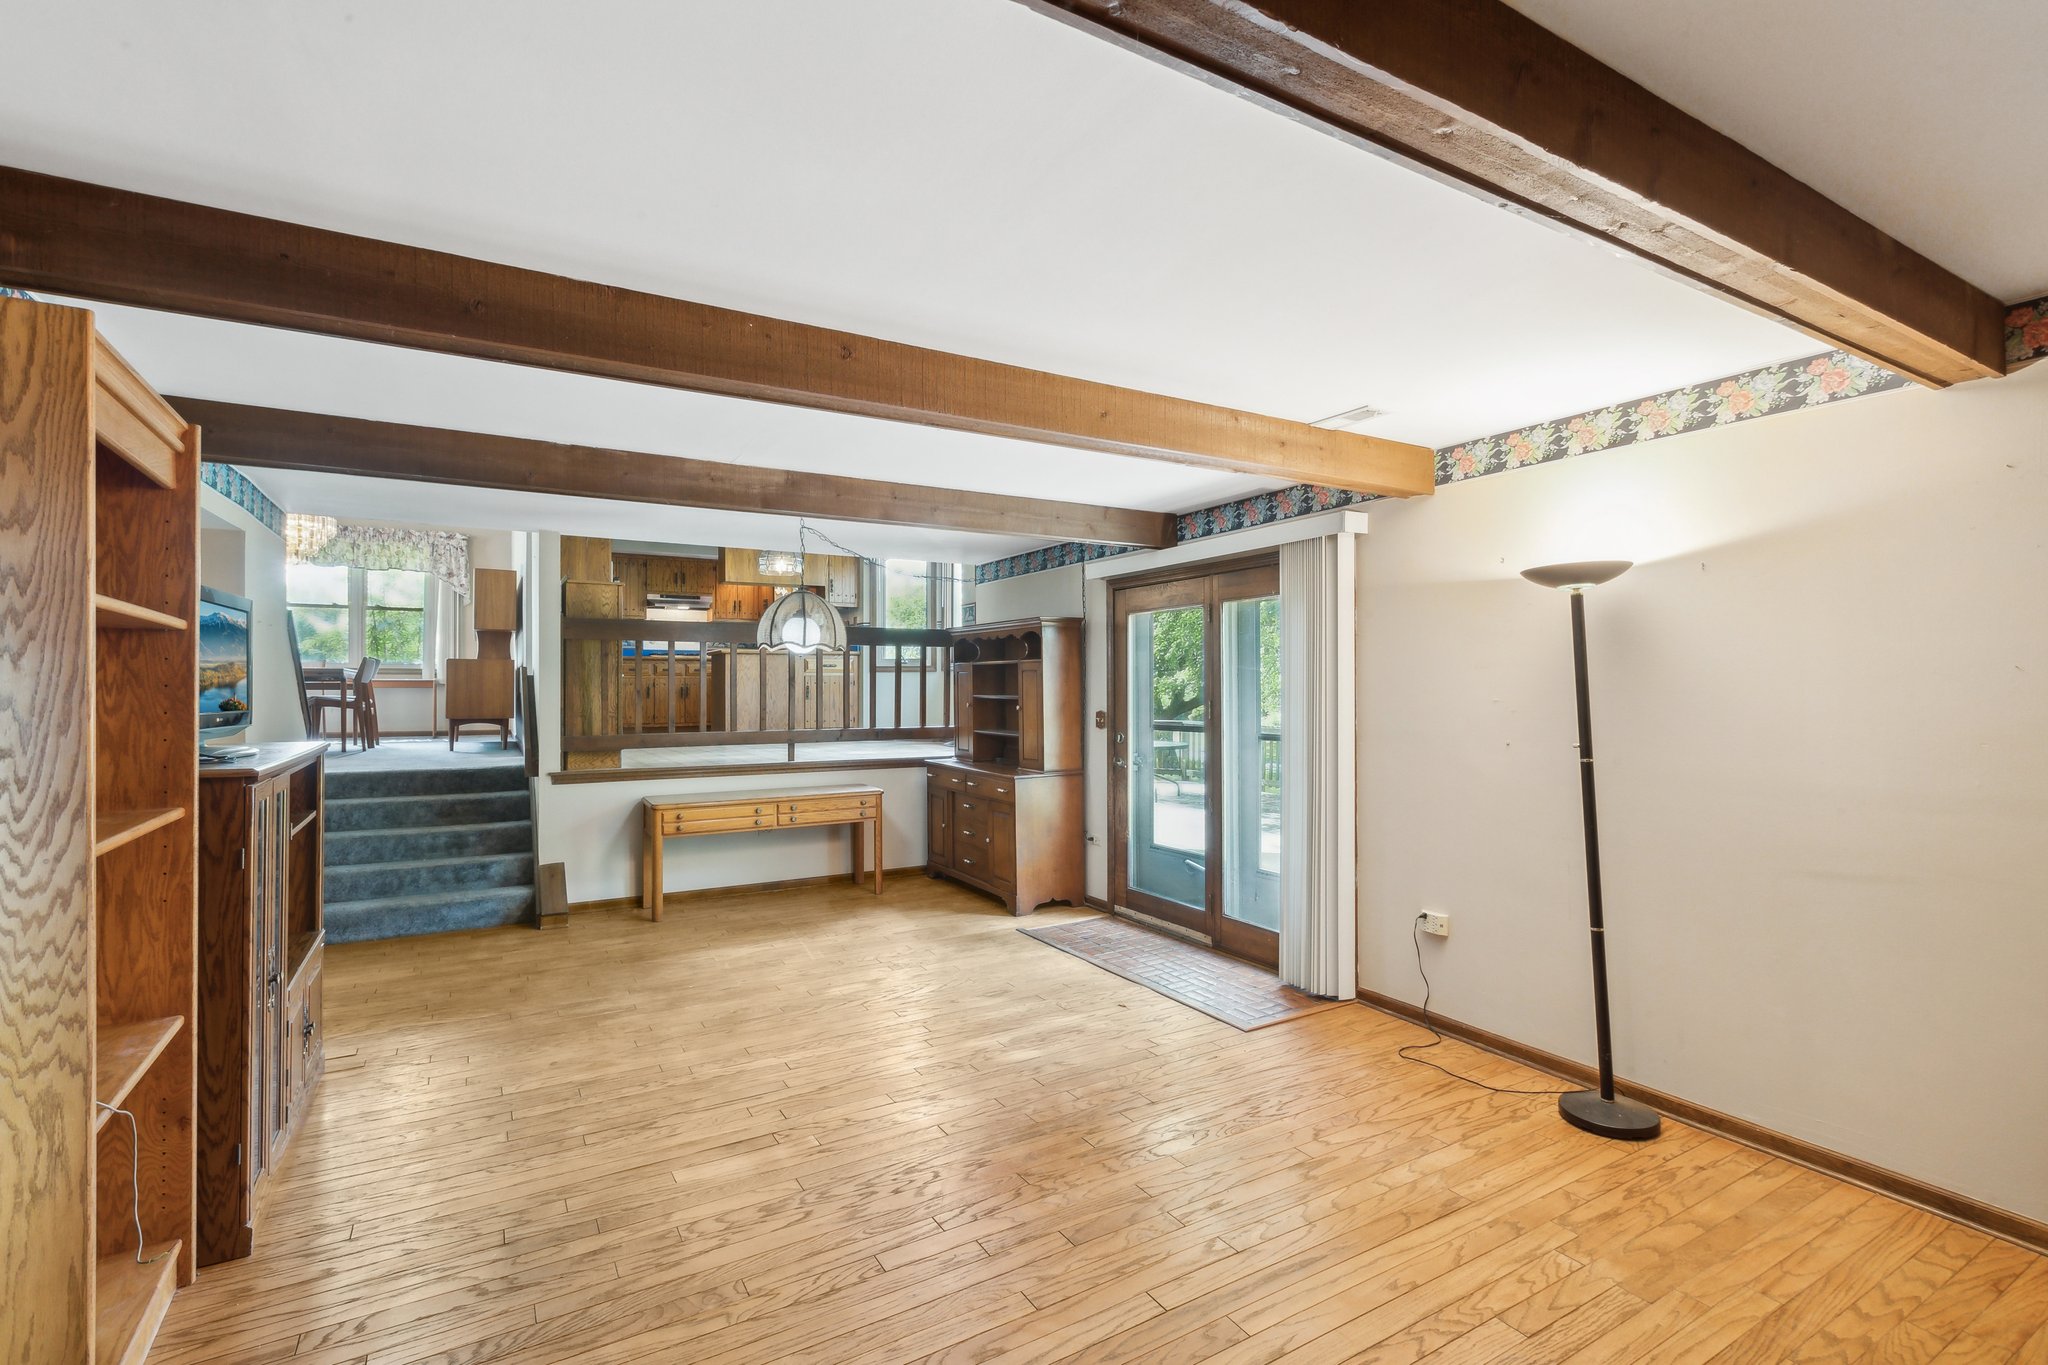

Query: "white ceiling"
left=2, top=0, right=1848, bottom=558
left=1508, top=0, right=2048, bottom=303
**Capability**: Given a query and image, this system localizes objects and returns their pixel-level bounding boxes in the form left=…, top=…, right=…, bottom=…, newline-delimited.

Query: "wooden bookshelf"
left=0, top=296, right=200, bottom=1363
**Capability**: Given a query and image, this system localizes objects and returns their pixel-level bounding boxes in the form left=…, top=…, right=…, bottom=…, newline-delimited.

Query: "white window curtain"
left=1278, top=534, right=1358, bottom=999
left=430, top=575, right=473, bottom=682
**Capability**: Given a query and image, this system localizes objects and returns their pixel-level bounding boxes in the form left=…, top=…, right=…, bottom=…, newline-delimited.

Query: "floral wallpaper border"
left=1437, top=347, right=1909, bottom=485
left=977, top=344, right=1923, bottom=583
left=201, top=462, right=287, bottom=536
left=2009, top=294, right=2048, bottom=366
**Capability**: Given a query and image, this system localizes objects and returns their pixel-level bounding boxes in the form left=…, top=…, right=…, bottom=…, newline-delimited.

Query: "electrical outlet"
left=1420, top=911, right=1451, bottom=938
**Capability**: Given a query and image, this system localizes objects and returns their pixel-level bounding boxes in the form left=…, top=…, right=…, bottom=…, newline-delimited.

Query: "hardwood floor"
left=156, top=877, right=2048, bottom=1364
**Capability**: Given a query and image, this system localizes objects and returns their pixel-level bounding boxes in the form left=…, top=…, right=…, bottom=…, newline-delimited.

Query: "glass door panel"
left=1113, top=561, right=1282, bottom=965
left=1126, top=603, right=1207, bottom=915
left=1219, top=593, right=1281, bottom=960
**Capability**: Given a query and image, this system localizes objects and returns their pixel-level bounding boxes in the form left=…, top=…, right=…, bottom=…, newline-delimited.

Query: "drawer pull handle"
left=961, top=801, right=973, bottom=810
left=965, top=780, right=978, bottom=787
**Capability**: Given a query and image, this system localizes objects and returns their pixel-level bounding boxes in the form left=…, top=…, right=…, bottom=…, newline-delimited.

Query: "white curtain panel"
left=1278, top=534, right=1358, bottom=999
left=430, top=572, right=474, bottom=682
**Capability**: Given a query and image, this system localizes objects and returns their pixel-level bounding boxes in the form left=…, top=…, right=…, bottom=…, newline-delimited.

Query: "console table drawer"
left=663, top=800, right=775, bottom=829
left=778, top=795, right=876, bottom=817
left=780, top=805, right=873, bottom=827
left=668, top=812, right=777, bottom=835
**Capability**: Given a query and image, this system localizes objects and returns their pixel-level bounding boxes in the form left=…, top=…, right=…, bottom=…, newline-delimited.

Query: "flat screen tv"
left=198, top=586, right=254, bottom=734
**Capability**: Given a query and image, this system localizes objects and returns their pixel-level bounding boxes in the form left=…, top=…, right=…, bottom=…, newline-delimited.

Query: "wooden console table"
left=642, top=785, right=883, bottom=919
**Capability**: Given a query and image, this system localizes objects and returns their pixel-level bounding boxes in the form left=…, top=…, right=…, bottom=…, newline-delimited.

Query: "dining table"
left=303, top=668, right=441, bottom=749
left=301, top=664, right=360, bottom=750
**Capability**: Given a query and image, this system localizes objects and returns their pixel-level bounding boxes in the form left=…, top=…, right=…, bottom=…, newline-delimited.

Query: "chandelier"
left=756, top=547, right=803, bottom=578
left=283, top=513, right=339, bottom=563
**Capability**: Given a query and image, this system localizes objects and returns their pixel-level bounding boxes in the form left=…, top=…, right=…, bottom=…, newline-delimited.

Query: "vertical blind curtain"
left=1278, top=534, right=1358, bottom=999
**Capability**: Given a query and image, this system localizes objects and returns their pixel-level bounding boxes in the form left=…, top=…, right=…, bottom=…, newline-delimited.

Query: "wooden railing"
left=561, top=618, right=954, bottom=757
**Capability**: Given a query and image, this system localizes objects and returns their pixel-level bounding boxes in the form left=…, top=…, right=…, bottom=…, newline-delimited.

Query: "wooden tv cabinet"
left=196, top=741, right=329, bottom=1265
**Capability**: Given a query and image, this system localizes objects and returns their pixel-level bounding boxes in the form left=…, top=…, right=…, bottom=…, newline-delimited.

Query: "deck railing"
left=561, top=618, right=955, bottom=759
left=1148, top=717, right=1282, bottom=798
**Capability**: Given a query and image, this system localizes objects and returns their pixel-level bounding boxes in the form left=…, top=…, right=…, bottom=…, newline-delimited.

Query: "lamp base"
left=1559, top=1090, right=1661, bottom=1141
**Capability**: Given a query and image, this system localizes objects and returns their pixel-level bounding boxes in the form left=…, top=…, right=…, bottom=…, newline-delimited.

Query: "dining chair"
left=308, top=656, right=382, bottom=750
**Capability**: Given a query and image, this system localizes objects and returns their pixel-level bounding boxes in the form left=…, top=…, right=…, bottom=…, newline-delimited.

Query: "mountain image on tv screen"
left=198, top=605, right=251, bottom=718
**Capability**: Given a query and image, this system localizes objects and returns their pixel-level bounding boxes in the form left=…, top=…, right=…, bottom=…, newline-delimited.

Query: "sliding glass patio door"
left=1111, top=561, right=1281, bottom=966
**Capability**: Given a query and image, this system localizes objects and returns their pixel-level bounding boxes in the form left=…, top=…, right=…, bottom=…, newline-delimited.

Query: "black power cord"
left=1396, top=914, right=1571, bottom=1097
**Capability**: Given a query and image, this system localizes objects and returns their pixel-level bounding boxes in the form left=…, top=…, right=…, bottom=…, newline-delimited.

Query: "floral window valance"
left=285, top=515, right=471, bottom=598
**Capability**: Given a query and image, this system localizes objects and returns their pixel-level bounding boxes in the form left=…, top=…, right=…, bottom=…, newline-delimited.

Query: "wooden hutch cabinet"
left=925, top=618, right=1085, bottom=914
left=196, top=741, right=328, bottom=1266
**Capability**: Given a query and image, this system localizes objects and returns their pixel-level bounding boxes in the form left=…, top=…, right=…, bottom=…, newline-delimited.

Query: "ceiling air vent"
left=1313, top=403, right=1385, bottom=431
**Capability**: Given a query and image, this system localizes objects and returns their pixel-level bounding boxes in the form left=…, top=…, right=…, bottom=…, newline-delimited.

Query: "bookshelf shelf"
left=95, top=594, right=188, bottom=631
left=95, top=807, right=187, bottom=857
left=95, top=1016, right=185, bottom=1130
left=95, top=1242, right=183, bottom=1365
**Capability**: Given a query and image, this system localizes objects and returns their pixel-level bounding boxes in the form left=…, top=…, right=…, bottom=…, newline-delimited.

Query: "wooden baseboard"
left=570, top=866, right=926, bottom=914
left=1355, top=986, right=2048, bottom=1255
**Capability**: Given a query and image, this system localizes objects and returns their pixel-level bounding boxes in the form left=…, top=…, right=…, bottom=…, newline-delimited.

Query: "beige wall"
left=974, top=562, right=1083, bottom=622
left=1357, top=362, right=2048, bottom=1221
left=199, top=487, right=302, bottom=745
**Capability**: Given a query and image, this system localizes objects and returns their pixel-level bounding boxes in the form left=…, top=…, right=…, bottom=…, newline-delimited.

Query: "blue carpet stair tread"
left=326, top=851, right=535, bottom=900
left=326, top=820, right=533, bottom=865
left=327, top=789, right=531, bottom=831
left=320, top=757, right=537, bottom=941
left=325, top=886, right=536, bottom=943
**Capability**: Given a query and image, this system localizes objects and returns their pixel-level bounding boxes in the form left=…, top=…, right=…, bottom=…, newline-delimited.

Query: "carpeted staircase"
left=325, top=761, right=536, bottom=942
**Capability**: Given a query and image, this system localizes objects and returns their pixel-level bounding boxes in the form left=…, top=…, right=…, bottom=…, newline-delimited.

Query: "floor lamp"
left=1521, top=560, right=1661, bottom=1141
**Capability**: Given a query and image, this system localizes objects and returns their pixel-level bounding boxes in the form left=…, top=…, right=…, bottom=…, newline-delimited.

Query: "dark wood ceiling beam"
left=1016, top=0, right=2007, bottom=387
left=0, top=166, right=1435, bottom=497
left=170, top=397, right=1181, bottom=548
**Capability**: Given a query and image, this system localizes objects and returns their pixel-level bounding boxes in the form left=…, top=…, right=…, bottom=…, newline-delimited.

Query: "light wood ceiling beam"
left=170, top=397, right=1182, bottom=548
left=0, top=166, right=1434, bottom=497
left=1015, top=0, right=2007, bottom=387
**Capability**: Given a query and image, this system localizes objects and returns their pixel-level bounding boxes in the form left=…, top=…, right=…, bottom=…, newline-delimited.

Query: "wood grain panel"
left=0, top=295, right=97, bottom=1364
left=92, top=410, right=200, bottom=1288
left=172, top=399, right=1184, bottom=547
left=1016, top=0, right=2007, bottom=386
left=92, top=335, right=183, bottom=490
left=0, top=166, right=1436, bottom=494
left=193, top=777, right=254, bottom=1267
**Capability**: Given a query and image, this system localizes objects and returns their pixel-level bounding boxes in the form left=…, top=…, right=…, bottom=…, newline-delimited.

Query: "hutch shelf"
left=925, top=617, right=1085, bottom=914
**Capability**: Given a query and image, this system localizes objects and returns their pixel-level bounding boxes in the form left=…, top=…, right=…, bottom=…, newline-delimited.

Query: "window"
left=881, top=559, right=963, bottom=665
left=287, top=564, right=350, bottom=666
left=364, top=569, right=426, bottom=669
left=288, top=564, right=434, bottom=673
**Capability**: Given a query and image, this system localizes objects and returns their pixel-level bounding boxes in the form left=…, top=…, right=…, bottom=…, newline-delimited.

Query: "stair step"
left=325, top=886, right=537, bottom=944
left=326, top=763, right=528, bottom=800
left=327, top=789, right=530, bottom=832
left=326, top=851, right=535, bottom=902
left=327, top=820, right=534, bottom=866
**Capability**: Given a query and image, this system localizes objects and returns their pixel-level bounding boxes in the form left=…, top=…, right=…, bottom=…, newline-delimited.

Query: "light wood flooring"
left=157, top=877, right=2048, bottom=1364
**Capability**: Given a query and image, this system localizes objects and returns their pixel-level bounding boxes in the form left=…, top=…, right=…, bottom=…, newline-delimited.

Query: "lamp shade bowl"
left=1521, top=560, right=1633, bottom=591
